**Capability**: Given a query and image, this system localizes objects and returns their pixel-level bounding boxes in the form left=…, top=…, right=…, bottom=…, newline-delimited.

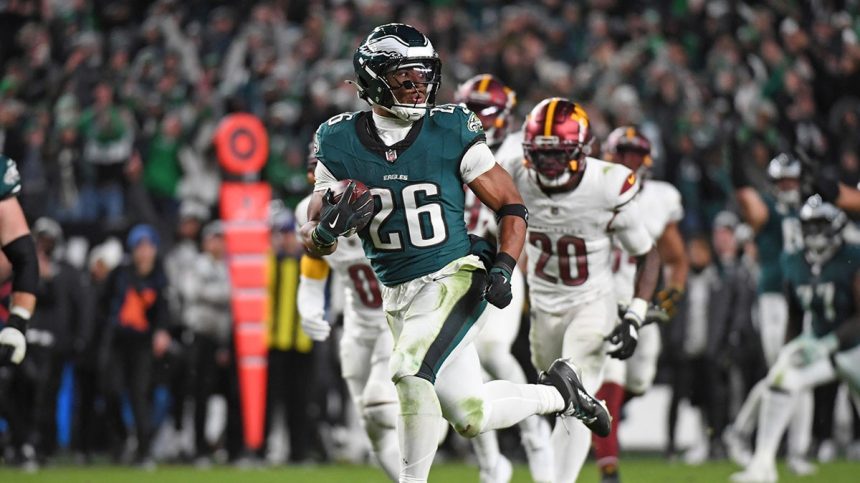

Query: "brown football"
left=330, top=179, right=370, bottom=204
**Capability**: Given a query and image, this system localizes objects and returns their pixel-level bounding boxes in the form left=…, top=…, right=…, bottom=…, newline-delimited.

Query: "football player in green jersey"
left=300, top=23, right=609, bottom=483
left=0, top=155, right=39, bottom=366
left=731, top=195, right=860, bottom=483
left=727, top=153, right=813, bottom=474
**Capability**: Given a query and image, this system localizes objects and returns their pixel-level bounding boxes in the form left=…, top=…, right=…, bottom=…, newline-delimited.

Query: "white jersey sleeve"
left=611, top=199, right=653, bottom=257
left=460, top=142, right=496, bottom=184
left=294, top=194, right=311, bottom=228
left=611, top=180, right=683, bottom=302
left=313, top=161, right=338, bottom=193
left=605, top=168, right=653, bottom=257
left=298, top=274, right=328, bottom=323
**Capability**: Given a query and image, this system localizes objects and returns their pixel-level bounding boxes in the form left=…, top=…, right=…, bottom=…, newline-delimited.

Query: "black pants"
left=103, top=336, right=153, bottom=460
left=667, top=356, right=729, bottom=452
left=73, top=362, right=102, bottom=456
left=0, top=346, right=63, bottom=457
left=191, top=333, right=242, bottom=457
left=265, top=348, right=316, bottom=462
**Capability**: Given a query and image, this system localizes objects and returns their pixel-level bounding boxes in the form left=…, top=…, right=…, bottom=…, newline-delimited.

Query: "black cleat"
left=539, top=358, right=612, bottom=437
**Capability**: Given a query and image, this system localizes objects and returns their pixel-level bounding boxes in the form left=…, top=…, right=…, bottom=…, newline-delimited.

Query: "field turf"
left=2, top=459, right=860, bottom=483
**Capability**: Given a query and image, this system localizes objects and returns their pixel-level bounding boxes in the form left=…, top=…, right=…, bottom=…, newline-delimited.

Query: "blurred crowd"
left=1, top=0, right=860, bottom=472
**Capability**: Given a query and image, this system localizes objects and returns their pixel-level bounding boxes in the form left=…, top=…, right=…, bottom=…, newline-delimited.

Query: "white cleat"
left=786, top=456, right=817, bottom=476
left=479, top=454, right=513, bottom=483
left=817, top=439, right=837, bottom=463
left=723, top=427, right=753, bottom=467
left=521, top=417, right=554, bottom=483
left=729, top=465, right=777, bottom=483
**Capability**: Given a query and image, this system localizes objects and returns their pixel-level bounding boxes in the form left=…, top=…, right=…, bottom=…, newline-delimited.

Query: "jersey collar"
left=356, top=111, right=425, bottom=163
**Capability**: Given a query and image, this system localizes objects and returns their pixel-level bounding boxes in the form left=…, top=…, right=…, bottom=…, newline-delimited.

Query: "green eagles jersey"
left=314, top=104, right=485, bottom=286
left=756, top=194, right=802, bottom=293
left=0, top=155, right=22, bottom=200
left=782, top=244, right=860, bottom=342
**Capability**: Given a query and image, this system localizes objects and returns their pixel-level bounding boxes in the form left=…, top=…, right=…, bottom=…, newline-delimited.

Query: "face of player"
left=614, top=150, right=646, bottom=173
left=775, top=177, right=801, bottom=206
left=385, top=65, right=432, bottom=105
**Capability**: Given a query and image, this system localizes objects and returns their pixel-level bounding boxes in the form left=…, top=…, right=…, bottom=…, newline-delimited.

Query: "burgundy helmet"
left=522, top=98, right=592, bottom=182
left=604, top=125, right=652, bottom=176
left=455, top=74, right=516, bottom=147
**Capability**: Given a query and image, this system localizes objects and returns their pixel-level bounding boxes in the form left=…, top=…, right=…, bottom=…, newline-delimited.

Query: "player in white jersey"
left=593, top=126, right=689, bottom=483
left=456, top=74, right=553, bottom=483
left=296, top=156, right=400, bottom=480
left=497, top=98, right=662, bottom=483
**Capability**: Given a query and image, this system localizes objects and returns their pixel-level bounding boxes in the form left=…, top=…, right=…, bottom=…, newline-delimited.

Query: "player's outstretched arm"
left=655, top=221, right=689, bottom=318
left=735, top=187, right=769, bottom=233
left=468, top=164, right=527, bottom=260
left=468, top=164, right=527, bottom=309
left=297, top=254, right=332, bottom=341
left=301, top=191, right=338, bottom=256
left=834, top=183, right=860, bottom=213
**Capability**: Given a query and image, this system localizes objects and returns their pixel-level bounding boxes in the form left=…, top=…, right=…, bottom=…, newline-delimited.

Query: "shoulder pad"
left=429, top=104, right=481, bottom=131
left=589, top=157, right=640, bottom=208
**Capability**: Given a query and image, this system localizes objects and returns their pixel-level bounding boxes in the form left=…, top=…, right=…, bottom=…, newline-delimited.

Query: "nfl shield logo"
left=385, top=149, right=398, bottom=162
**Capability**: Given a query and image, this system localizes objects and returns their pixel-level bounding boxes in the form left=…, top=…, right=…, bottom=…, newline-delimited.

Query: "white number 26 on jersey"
left=369, top=183, right=447, bottom=250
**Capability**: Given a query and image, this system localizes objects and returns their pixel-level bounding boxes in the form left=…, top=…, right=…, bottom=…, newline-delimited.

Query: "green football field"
left=2, top=459, right=860, bottom=483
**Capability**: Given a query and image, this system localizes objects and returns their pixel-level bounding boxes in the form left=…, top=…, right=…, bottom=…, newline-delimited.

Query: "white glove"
left=301, top=317, right=331, bottom=342
left=0, top=326, right=27, bottom=365
left=788, top=334, right=837, bottom=367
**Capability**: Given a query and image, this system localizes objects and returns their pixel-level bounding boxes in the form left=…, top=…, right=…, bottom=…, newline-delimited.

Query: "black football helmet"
left=799, top=194, right=847, bottom=263
left=352, top=23, right=441, bottom=122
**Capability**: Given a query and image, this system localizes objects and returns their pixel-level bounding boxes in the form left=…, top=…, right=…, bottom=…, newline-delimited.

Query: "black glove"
left=483, top=252, right=516, bottom=309
left=656, top=286, right=684, bottom=319
left=312, top=182, right=374, bottom=247
left=468, top=234, right=495, bottom=270
left=606, top=314, right=640, bottom=360
left=795, top=146, right=840, bottom=202
left=814, top=169, right=841, bottom=203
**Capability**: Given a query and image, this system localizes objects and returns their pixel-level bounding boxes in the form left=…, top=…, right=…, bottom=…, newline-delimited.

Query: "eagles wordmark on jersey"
left=313, top=104, right=485, bottom=286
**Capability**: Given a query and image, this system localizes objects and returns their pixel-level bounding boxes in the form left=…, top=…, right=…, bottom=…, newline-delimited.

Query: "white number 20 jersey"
left=612, top=180, right=683, bottom=303
left=296, top=195, right=386, bottom=336
left=499, top=142, right=654, bottom=312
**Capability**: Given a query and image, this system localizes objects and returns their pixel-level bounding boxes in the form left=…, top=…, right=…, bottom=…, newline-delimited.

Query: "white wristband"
left=10, top=305, right=32, bottom=320
left=626, top=298, right=648, bottom=327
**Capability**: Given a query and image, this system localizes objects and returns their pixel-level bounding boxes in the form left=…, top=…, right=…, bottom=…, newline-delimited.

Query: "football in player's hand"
left=331, top=179, right=370, bottom=204
left=325, top=179, right=374, bottom=235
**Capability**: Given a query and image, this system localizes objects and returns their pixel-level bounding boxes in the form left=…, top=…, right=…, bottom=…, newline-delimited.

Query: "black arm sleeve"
left=2, top=234, right=38, bottom=296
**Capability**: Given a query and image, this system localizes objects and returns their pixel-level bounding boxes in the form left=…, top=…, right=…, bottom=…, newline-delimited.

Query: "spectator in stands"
left=77, top=81, right=136, bottom=226
left=186, top=221, right=240, bottom=464
left=102, top=224, right=171, bottom=467
left=668, top=212, right=758, bottom=462
left=72, top=237, right=123, bottom=464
